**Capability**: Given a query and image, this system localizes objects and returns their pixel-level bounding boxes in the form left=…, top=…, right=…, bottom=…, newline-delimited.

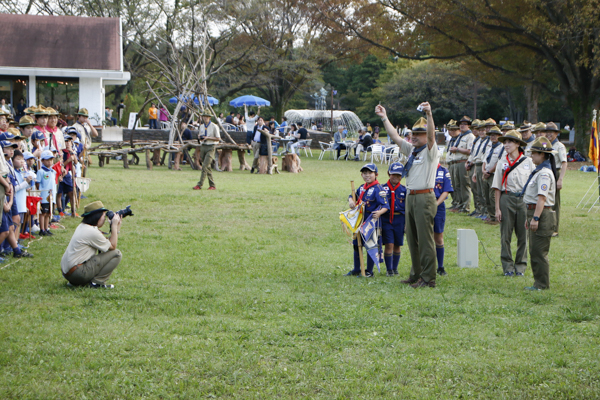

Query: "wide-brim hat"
left=529, top=137, right=557, bottom=154
left=34, top=106, right=50, bottom=116
left=19, top=115, right=36, bottom=127
left=545, top=122, right=560, bottom=132
left=498, top=129, right=527, bottom=146
left=46, top=107, right=59, bottom=116
left=518, top=122, right=532, bottom=132
left=487, top=126, right=502, bottom=136
left=470, top=119, right=482, bottom=129
left=500, top=123, right=515, bottom=131
left=23, top=107, right=35, bottom=115
left=77, top=108, right=89, bottom=117
left=200, top=112, right=212, bottom=118
left=360, top=163, right=378, bottom=173
left=531, top=122, right=546, bottom=132
left=412, top=117, right=428, bottom=133
left=0, top=109, right=9, bottom=117
left=447, top=119, right=459, bottom=130
left=484, top=118, right=497, bottom=127
left=459, top=115, right=472, bottom=125
left=82, top=201, right=109, bottom=217
left=388, top=162, right=404, bottom=175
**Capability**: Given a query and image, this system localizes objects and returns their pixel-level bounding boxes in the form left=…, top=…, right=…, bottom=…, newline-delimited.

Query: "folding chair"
left=369, top=144, right=385, bottom=163
left=318, top=141, right=335, bottom=160
left=298, top=139, right=313, bottom=157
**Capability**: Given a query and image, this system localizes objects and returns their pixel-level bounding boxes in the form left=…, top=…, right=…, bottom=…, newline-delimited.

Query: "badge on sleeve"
left=541, top=184, right=548, bottom=191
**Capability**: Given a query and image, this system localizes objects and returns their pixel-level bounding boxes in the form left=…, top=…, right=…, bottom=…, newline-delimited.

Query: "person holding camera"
left=61, top=201, right=122, bottom=288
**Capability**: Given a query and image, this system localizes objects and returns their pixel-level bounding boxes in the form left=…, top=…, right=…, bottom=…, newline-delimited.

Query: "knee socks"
left=436, top=245, right=444, bottom=270
left=353, top=246, right=360, bottom=272
left=384, top=253, right=393, bottom=272
left=393, top=252, right=401, bottom=272
left=366, top=256, right=374, bottom=274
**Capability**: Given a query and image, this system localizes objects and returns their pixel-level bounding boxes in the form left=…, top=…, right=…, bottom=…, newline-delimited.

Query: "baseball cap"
left=40, top=150, right=55, bottom=160
left=360, top=163, right=378, bottom=173
left=31, top=131, right=46, bottom=141
left=23, top=151, right=35, bottom=160
left=0, top=140, right=18, bottom=149
left=388, top=162, right=404, bottom=176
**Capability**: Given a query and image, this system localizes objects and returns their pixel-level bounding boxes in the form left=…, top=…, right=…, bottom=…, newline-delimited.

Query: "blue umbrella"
left=229, top=95, right=271, bottom=107
left=168, top=95, right=219, bottom=105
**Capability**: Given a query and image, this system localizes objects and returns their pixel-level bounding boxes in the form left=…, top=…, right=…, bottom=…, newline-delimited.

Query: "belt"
left=503, top=191, right=522, bottom=197
left=526, top=204, right=552, bottom=210
left=409, top=189, right=433, bottom=195
left=449, top=160, right=467, bottom=165
left=475, top=162, right=483, bottom=166
left=62, top=263, right=82, bottom=278
left=393, top=212, right=403, bottom=215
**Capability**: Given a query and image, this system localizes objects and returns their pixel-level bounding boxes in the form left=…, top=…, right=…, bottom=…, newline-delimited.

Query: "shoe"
left=468, top=211, right=479, bottom=216
left=552, top=232, right=559, bottom=237
left=360, top=271, right=374, bottom=278
left=485, top=220, right=499, bottom=225
left=14, top=251, right=33, bottom=258
left=459, top=209, right=469, bottom=214
left=504, top=272, right=514, bottom=277
left=0, top=251, right=10, bottom=257
left=386, top=271, right=395, bottom=277
left=400, top=278, right=417, bottom=284
left=50, top=224, right=58, bottom=229
left=39, top=230, right=47, bottom=237
left=59, top=212, right=65, bottom=217
left=45, top=230, right=54, bottom=236
left=251, top=167, right=255, bottom=174
left=393, top=269, right=399, bottom=275
left=89, top=282, right=114, bottom=289
left=410, top=278, right=436, bottom=288
left=515, top=272, right=524, bottom=277
left=208, top=187, right=216, bottom=190
left=345, top=270, right=360, bottom=276
left=437, top=268, right=448, bottom=276
left=192, top=185, right=201, bottom=190
left=524, top=286, right=541, bottom=291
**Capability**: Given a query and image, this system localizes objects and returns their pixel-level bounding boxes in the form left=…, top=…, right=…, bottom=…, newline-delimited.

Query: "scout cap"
left=447, top=119, right=459, bottom=130
left=24, top=107, right=35, bottom=115
left=64, top=135, right=74, bottom=141
left=23, top=151, right=35, bottom=160
left=82, top=201, right=109, bottom=217
left=360, top=163, right=378, bottom=173
left=46, top=107, right=59, bottom=116
left=77, top=108, right=89, bottom=117
left=529, top=137, right=557, bottom=154
left=531, top=122, right=546, bottom=132
left=501, top=122, right=515, bottom=131
left=484, top=118, right=497, bottom=127
left=34, top=106, right=50, bottom=116
left=471, top=119, right=483, bottom=129
left=0, top=140, right=18, bottom=149
left=498, top=129, right=527, bottom=146
left=200, top=112, right=212, bottom=118
left=487, top=126, right=502, bottom=136
left=388, top=162, right=404, bottom=175
left=0, top=131, right=16, bottom=140
left=6, top=128, right=26, bottom=140
left=19, top=115, right=36, bottom=127
left=40, top=150, right=55, bottom=159
left=518, top=121, right=532, bottom=132
left=459, top=116, right=472, bottom=125
left=0, top=108, right=9, bottom=117
left=411, top=117, right=428, bottom=133
left=545, top=122, right=560, bottom=132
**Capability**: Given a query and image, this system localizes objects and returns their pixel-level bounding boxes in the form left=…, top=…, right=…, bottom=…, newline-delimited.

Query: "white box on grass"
left=457, top=229, right=478, bottom=268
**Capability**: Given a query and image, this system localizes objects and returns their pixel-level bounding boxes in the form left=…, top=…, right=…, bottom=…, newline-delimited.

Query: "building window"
left=36, top=77, right=79, bottom=117
left=0, top=76, right=28, bottom=117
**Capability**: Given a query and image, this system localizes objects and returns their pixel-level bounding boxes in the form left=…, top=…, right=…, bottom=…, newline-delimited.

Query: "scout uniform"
left=19, top=115, right=36, bottom=153
left=467, top=119, right=484, bottom=216
left=195, top=113, right=221, bottom=189
left=545, top=122, right=567, bottom=236
left=450, top=116, right=475, bottom=213
left=521, top=137, right=557, bottom=290
left=45, top=107, right=65, bottom=151
left=445, top=119, right=459, bottom=210
left=345, top=163, right=389, bottom=277
left=33, top=106, right=50, bottom=146
left=471, top=121, right=491, bottom=217
left=381, top=162, right=407, bottom=276
left=519, top=122, right=536, bottom=157
left=72, top=108, right=93, bottom=149
left=481, top=126, right=504, bottom=223
left=492, top=130, right=533, bottom=276
left=434, top=163, right=453, bottom=275
left=397, top=117, right=440, bottom=287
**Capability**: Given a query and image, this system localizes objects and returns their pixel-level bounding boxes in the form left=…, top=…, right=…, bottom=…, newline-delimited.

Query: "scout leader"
left=192, top=112, right=221, bottom=190
left=521, top=137, right=558, bottom=290
left=481, top=125, right=504, bottom=225
left=445, top=119, right=460, bottom=211
left=466, top=119, right=486, bottom=217
left=540, top=122, right=566, bottom=237
left=448, top=116, right=475, bottom=214
left=376, top=102, right=440, bottom=288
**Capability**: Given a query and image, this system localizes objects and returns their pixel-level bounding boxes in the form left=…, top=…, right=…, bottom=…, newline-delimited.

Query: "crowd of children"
left=0, top=105, right=87, bottom=262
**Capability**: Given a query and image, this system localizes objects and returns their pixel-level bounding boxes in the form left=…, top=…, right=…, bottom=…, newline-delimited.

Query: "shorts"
left=0, top=211, right=11, bottom=233
left=434, top=205, right=446, bottom=234
left=59, top=182, right=73, bottom=193
left=40, top=203, right=50, bottom=214
left=10, top=201, right=18, bottom=217
left=381, top=214, right=405, bottom=246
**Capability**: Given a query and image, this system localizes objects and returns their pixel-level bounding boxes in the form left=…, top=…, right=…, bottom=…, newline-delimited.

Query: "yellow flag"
left=589, top=115, right=599, bottom=169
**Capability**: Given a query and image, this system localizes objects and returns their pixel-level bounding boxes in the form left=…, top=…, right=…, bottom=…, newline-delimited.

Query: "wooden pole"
left=350, top=181, right=366, bottom=277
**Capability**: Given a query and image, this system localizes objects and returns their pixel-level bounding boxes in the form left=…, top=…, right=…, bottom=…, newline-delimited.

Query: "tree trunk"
left=525, top=83, right=539, bottom=123
left=219, top=149, right=233, bottom=172
left=237, top=150, right=250, bottom=170
left=569, top=95, right=594, bottom=153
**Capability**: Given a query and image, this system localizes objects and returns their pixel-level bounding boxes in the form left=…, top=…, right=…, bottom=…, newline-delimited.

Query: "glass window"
left=36, top=77, right=79, bottom=117
left=0, top=76, right=28, bottom=118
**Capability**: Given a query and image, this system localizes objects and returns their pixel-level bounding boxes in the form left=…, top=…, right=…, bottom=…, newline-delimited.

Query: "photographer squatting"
left=61, top=201, right=123, bottom=289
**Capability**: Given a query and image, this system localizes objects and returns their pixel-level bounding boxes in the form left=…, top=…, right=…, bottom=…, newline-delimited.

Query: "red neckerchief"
left=358, top=180, right=379, bottom=204
left=386, top=180, right=401, bottom=223
left=501, top=152, right=523, bottom=192
left=35, top=125, right=49, bottom=146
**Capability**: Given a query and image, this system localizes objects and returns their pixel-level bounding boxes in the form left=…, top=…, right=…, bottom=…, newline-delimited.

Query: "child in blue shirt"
left=434, top=164, right=454, bottom=275
left=36, top=150, right=56, bottom=236
left=345, top=163, right=389, bottom=277
left=12, top=150, right=33, bottom=238
left=381, top=162, right=408, bottom=276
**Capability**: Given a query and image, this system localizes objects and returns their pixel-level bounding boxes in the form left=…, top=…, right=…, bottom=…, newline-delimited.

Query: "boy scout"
left=448, top=116, right=474, bottom=213
left=540, top=122, right=566, bottom=237
left=445, top=120, right=460, bottom=211
left=192, top=112, right=221, bottom=190
left=522, top=137, right=557, bottom=290
left=519, top=121, right=535, bottom=156
left=466, top=120, right=485, bottom=216
left=376, top=102, right=440, bottom=288
left=481, top=126, right=504, bottom=224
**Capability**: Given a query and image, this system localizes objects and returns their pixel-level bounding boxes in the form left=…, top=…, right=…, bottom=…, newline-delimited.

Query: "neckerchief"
left=501, top=152, right=524, bottom=191
left=446, top=136, right=457, bottom=152
left=203, top=121, right=211, bottom=137
left=551, top=138, right=558, bottom=145
left=486, top=141, right=501, bottom=164
left=454, top=130, right=471, bottom=147
left=525, top=135, right=535, bottom=144
left=46, top=125, right=59, bottom=150
left=358, top=180, right=380, bottom=204
left=386, top=180, right=401, bottom=223
left=520, top=160, right=551, bottom=197
left=41, top=165, right=52, bottom=172
left=404, top=144, right=427, bottom=178
left=474, top=137, right=489, bottom=157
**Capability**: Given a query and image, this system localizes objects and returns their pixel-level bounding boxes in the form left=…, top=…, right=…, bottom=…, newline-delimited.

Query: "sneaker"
left=386, top=271, right=395, bottom=277
left=14, top=251, right=33, bottom=258
left=515, top=272, right=524, bottom=277
left=192, top=185, right=201, bottom=190
left=89, top=282, right=114, bottom=289
left=208, top=187, right=216, bottom=190
left=552, top=232, right=559, bottom=237
left=504, top=272, right=514, bottom=277
left=468, top=211, right=479, bottom=217
left=345, top=270, right=360, bottom=276
left=393, top=269, right=399, bottom=275
left=250, top=167, right=255, bottom=174
left=361, top=271, right=374, bottom=278
left=59, top=212, right=65, bottom=217
left=45, top=230, right=54, bottom=236
left=410, top=278, right=436, bottom=288
left=437, top=268, right=448, bottom=276
left=524, top=286, right=541, bottom=291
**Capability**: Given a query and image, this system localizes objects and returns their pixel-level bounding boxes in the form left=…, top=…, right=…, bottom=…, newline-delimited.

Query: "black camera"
left=106, top=205, right=134, bottom=220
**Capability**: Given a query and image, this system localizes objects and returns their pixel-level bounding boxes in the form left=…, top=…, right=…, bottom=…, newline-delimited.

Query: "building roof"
left=0, top=14, right=122, bottom=71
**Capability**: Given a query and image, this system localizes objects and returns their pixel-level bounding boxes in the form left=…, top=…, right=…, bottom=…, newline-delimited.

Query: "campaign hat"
left=77, top=108, right=89, bottom=117
left=459, top=115, right=472, bottom=125
left=484, top=118, right=497, bottom=127
left=19, top=115, right=36, bottom=127
left=82, top=201, right=109, bottom=217
left=518, top=121, right=532, bottom=132
left=487, top=126, right=503, bottom=136
left=498, top=129, right=527, bottom=146
left=531, top=122, right=547, bottom=132
left=447, top=119, right=459, bottom=130
left=411, top=117, right=428, bottom=133
left=529, top=137, right=557, bottom=154
left=545, top=122, right=560, bottom=132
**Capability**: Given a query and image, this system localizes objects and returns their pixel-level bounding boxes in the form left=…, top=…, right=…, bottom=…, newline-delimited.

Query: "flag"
left=340, top=204, right=364, bottom=234
left=359, top=213, right=382, bottom=273
left=75, top=177, right=92, bottom=193
left=589, top=113, right=599, bottom=169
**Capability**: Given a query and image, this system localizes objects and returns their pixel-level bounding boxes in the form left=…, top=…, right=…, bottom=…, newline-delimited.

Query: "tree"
left=317, top=0, right=600, bottom=150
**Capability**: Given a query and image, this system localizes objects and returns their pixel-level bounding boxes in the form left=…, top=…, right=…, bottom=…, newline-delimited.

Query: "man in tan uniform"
left=519, top=121, right=535, bottom=156
left=449, top=116, right=475, bottom=213
left=192, top=112, right=221, bottom=190
left=541, top=122, right=567, bottom=236
left=481, top=126, right=504, bottom=225
left=445, top=120, right=460, bottom=210
left=466, top=120, right=485, bottom=216
left=376, top=102, right=440, bottom=288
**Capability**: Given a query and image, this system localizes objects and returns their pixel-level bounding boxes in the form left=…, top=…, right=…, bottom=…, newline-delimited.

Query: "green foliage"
left=1, top=158, right=600, bottom=398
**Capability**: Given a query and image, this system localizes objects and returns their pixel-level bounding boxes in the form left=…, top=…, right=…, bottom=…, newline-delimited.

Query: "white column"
left=28, top=74, right=36, bottom=106
left=79, top=77, right=103, bottom=126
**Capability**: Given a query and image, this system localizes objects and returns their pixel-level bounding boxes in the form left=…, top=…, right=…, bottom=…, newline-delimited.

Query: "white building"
left=0, top=14, right=130, bottom=124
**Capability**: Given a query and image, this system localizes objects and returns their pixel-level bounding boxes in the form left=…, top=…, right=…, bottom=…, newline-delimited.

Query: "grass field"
left=1, top=154, right=600, bottom=399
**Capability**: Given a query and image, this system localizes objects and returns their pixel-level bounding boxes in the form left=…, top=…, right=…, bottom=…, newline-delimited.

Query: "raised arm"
left=421, top=102, right=435, bottom=150
left=375, top=105, right=404, bottom=146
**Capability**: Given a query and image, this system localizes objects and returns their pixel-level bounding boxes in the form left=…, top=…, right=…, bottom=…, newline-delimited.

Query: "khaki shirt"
left=492, top=154, right=534, bottom=193
left=552, top=140, right=567, bottom=171
left=73, top=122, right=92, bottom=149
left=199, top=122, right=220, bottom=145
left=483, top=142, right=504, bottom=173
left=0, top=151, right=9, bottom=176
left=472, top=136, right=490, bottom=163
left=399, top=140, right=440, bottom=190
left=523, top=134, right=536, bottom=157
left=453, top=132, right=475, bottom=161
left=61, top=223, right=111, bottom=274
left=523, top=167, right=555, bottom=206
left=445, top=135, right=458, bottom=163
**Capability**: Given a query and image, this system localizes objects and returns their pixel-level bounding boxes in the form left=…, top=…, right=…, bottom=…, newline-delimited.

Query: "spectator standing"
left=159, top=106, right=169, bottom=127
left=16, top=99, right=26, bottom=122
left=148, top=103, right=158, bottom=129
left=192, top=112, right=221, bottom=190
left=245, top=105, right=260, bottom=147
left=116, top=100, right=126, bottom=123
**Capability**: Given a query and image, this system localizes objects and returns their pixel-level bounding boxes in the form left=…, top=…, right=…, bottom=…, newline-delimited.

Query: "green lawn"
left=1, top=155, right=600, bottom=399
